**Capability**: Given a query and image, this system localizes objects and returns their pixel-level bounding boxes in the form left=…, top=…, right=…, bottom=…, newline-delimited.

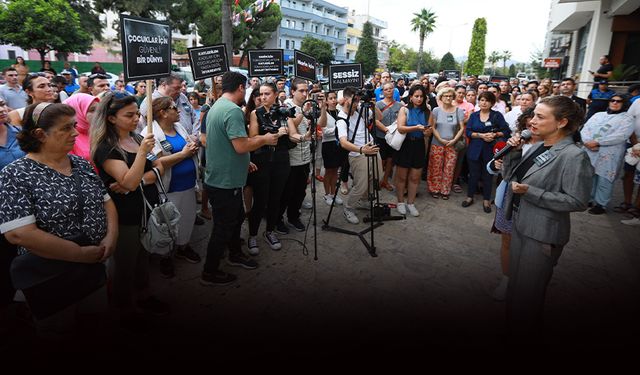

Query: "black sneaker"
left=159, top=257, right=175, bottom=279
left=275, top=220, right=289, bottom=235
left=200, top=271, right=237, bottom=286
left=227, top=253, right=259, bottom=270
left=588, top=205, right=606, bottom=215
left=175, top=246, right=202, bottom=264
left=136, top=296, right=170, bottom=317
left=288, top=218, right=305, bottom=232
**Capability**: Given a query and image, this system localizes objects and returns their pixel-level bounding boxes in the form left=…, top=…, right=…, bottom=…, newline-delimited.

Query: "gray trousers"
left=506, top=211, right=564, bottom=337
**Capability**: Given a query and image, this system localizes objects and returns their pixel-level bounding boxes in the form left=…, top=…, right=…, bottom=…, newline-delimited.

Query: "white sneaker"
left=323, top=194, right=334, bottom=206
left=334, top=195, right=343, bottom=205
left=343, top=209, right=359, bottom=224
left=406, top=203, right=419, bottom=217
left=302, top=200, right=312, bottom=209
left=247, top=236, right=259, bottom=256
left=397, top=202, right=407, bottom=215
left=621, top=217, right=640, bottom=226
left=492, top=276, right=509, bottom=301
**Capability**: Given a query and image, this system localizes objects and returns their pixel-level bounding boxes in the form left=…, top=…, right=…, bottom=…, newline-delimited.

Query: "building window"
left=286, top=40, right=290, bottom=49
left=301, top=22, right=305, bottom=30
left=291, top=20, right=296, bottom=28
left=286, top=20, right=290, bottom=28
left=279, top=38, right=282, bottom=47
left=292, top=40, right=296, bottom=49
left=314, top=25, right=318, bottom=33
left=346, top=52, right=350, bottom=59
left=347, top=37, right=351, bottom=44
left=7, top=50, right=16, bottom=60
left=574, top=23, right=590, bottom=74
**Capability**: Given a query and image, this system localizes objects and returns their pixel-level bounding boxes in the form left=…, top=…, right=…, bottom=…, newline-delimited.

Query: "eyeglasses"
left=442, top=95, right=454, bottom=98
left=610, top=99, right=624, bottom=103
left=88, top=73, right=108, bottom=79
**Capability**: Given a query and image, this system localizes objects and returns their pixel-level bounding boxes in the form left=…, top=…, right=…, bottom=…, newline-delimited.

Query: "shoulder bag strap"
left=70, top=157, right=84, bottom=227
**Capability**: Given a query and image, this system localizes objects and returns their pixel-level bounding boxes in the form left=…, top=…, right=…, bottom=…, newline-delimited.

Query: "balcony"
left=280, top=26, right=346, bottom=44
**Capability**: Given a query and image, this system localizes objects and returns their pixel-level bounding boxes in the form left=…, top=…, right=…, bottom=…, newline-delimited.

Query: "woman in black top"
left=246, top=83, right=293, bottom=255
left=0, top=103, right=116, bottom=321
left=90, top=92, right=168, bottom=323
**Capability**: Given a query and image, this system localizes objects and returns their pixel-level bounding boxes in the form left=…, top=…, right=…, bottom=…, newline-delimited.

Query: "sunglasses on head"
left=89, top=73, right=108, bottom=79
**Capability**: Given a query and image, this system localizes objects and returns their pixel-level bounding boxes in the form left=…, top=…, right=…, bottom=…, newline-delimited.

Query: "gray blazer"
left=502, top=136, right=594, bottom=246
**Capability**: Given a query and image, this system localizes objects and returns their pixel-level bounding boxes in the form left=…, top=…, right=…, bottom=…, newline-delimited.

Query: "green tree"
left=173, top=39, right=188, bottom=54
left=355, top=21, right=379, bottom=76
left=439, top=52, right=457, bottom=71
left=501, top=50, right=512, bottom=73
left=69, top=0, right=103, bottom=41
left=529, top=48, right=549, bottom=79
left=488, top=51, right=501, bottom=75
left=301, top=35, right=334, bottom=66
left=508, top=64, right=517, bottom=77
left=0, top=0, right=92, bottom=65
left=465, top=18, right=487, bottom=76
left=387, top=41, right=407, bottom=72
left=410, top=8, right=437, bottom=75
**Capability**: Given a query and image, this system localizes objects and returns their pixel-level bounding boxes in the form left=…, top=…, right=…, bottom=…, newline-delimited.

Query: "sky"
left=329, top=0, right=552, bottom=63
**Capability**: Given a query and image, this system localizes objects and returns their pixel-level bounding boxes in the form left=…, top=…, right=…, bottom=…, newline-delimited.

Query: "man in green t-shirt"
left=201, top=71, right=282, bottom=286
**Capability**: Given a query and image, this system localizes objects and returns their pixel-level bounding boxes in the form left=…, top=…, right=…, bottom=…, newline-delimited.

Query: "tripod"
left=322, top=96, right=402, bottom=257
left=302, top=99, right=321, bottom=261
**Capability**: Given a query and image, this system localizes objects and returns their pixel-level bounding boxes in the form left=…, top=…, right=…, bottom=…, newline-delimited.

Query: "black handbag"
left=10, top=158, right=106, bottom=320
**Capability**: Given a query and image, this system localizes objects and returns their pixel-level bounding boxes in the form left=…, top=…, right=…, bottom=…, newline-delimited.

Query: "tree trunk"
left=38, top=49, right=47, bottom=67
left=417, top=38, right=424, bottom=74
left=221, top=0, right=234, bottom=65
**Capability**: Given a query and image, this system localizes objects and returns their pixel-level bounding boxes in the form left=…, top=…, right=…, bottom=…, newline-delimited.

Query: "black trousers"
left=279, top=163, right=310, bottom=222
left=249, top=159, right=290, bottom=235
left=467, top=157, right=493, bottom=201
left=0, top=234, right=18, bottom=308
left=203, top=185, right=244, bottom=274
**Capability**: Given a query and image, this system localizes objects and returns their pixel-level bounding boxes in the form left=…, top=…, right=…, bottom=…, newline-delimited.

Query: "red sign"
left=543, top=58, right=562, bottom=68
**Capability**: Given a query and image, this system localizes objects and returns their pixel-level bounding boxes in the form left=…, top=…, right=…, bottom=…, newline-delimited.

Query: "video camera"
left=356, top=83, right=376, bottom=102
left=265, top=105, right=297, bottom=122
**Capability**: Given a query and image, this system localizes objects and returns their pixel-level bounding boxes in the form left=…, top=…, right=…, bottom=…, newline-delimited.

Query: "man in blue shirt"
left=374, top=72, right=400, bottom=102
left=586, top=80, right=616, bottom=121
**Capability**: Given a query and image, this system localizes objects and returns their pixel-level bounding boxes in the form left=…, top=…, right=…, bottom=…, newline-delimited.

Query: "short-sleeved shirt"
left=0, top=84, right=28, bottom=110
left=165, top=133, right=197, bottom=192
left=0, top=155, right=110, bottom=254
left=336, top=109, right=372, bottom=157
left=374, top=87, right=401, bottom=102
left=204, top=97, right=250, bottom=189
left=405, top=107, right=428, bottom=139
left=375, top=100, right=402, bottom=138
left=93, top=143, right=160, bottom=225
left=0, top=124, right=25, bottom=171
left=431, top=107, right=465, bottom=146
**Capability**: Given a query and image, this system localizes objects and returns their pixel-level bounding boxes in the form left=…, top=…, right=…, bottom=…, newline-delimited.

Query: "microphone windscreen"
left=521, top=129, right=533, bottom=140
left=493, top=141, right=507, bottom=155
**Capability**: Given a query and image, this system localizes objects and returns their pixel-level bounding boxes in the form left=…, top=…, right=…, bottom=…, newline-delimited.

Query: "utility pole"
left=222, top=0, right=233, bottom=65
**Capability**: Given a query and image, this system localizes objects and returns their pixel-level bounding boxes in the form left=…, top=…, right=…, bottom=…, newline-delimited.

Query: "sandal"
left=613, top=202, right=633, bottom=213
left=627, top=207, right=640, bottom=217
left=441, top=194, right=450, bottom=200
left=380, top=181, right=394, bottom=191
left=452, top=184, right=463, bottom=193
left=430, top=192, right=440, bottom=199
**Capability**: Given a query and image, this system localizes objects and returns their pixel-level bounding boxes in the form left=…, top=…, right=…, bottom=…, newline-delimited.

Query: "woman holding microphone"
left=501, top=96, right=593, bottom=337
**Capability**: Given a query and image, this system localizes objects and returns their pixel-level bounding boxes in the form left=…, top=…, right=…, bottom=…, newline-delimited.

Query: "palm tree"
left=411, top=8, right=437, bottom=74
left=501, top=50, right=512, bottom=74
left=488, top=51, right=501, bottom=75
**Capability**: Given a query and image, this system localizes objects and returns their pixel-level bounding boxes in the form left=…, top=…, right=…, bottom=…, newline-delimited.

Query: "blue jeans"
left=591, top=175, right=614, bottom=207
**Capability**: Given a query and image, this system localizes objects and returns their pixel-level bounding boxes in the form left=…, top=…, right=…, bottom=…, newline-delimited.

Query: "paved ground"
left=3, top=177, right=639, bottom=359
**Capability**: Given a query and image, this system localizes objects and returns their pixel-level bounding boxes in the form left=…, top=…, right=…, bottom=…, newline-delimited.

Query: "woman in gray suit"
left=501, top=96, right=594, bottom=336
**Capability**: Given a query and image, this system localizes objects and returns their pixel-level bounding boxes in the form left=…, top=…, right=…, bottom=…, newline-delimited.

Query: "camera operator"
left=246, top=83, right=295, bottom=254
left=337, top=87, right=385, bottom=224
left=276, top=79, right=317, bottom=233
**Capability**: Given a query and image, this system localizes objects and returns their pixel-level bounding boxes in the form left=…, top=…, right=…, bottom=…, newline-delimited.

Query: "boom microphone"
left=491, top=129, right=532, bottom=160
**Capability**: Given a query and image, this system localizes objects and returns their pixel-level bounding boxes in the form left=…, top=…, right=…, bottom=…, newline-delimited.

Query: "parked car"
left=80, top=71, right=119, bottom=86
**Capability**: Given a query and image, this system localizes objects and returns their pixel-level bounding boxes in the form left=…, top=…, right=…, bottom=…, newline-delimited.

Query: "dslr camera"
left=263, top=105, right=297, bottom=132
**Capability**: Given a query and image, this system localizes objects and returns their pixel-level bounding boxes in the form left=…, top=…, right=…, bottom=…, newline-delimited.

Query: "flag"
left=255, top=0, right=265, bottom=13
left=244, top=8, right=253, bottom=22
left=234, top=0, right=239, bottom=5
left=232, top=12, right=241, bottom=27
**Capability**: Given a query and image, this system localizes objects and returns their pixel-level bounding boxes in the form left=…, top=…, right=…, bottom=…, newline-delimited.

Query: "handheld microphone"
left=492, top=129, right=532, bottom=160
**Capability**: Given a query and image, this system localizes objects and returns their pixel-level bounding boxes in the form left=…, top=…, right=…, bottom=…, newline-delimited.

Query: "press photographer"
left=336, top=87, right=385, bottom=225
left=246, top=82, right=296, bottom=254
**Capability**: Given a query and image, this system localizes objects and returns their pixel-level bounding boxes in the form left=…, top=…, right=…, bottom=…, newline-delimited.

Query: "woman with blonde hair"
left=428, top=87, right=465, bottom=199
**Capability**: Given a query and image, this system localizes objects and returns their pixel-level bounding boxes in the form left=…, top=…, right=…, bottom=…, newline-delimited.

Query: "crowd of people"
left=0, top=55, right=639, bottom=339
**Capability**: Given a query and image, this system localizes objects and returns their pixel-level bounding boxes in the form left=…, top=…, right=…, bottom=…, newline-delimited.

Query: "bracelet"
left=359, top=146, right=363, bottom=154
left=299, top=135, right=304, bottom=142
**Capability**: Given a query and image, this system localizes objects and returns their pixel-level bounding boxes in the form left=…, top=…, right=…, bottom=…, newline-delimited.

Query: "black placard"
left=294, top=50, right=317, bottom=82
left=444, top=70, right=461, bottom=80
left=329, top=63, right=363, bottom=91
left=248, top=49, right=284, bottom=77
left=188, top=44, right=229, bottom=81
left=120, top=14, right=172, bottom=81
